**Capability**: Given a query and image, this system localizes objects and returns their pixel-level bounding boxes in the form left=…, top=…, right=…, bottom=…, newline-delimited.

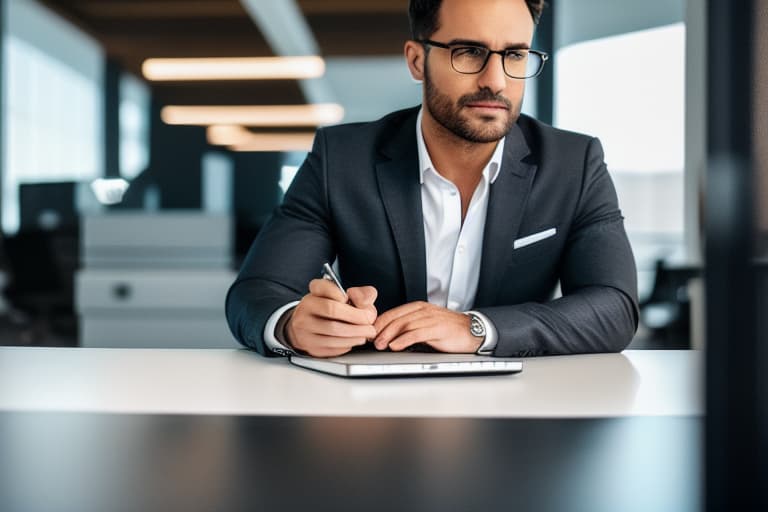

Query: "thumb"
left=347, top=286, right=378, bottom=307
left=347, top=286, right=378, bottom=322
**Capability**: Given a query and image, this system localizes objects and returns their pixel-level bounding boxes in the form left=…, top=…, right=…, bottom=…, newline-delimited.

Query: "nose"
left=476, top=53, right=507, bottom=94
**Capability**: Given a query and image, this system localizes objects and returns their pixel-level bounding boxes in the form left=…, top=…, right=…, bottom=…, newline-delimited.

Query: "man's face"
left=423, top=0, right=535, bottom=143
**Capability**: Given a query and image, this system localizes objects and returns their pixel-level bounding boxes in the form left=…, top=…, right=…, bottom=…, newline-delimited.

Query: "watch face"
left=470, top=315, right=486, bottom=337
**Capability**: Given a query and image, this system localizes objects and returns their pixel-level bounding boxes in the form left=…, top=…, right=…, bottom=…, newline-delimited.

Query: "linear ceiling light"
left=142, top=56, right=325, bottom=81
left=207, top=125, right=315, bottom=152
left=206, top=125, right=253, bottom=146
left=161, top=104, right=344, bottom=127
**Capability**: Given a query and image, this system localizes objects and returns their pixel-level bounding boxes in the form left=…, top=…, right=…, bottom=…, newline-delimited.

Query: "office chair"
left=638, top=258, right=701, bottom=348
left=1, top=227, right=79, bottom=345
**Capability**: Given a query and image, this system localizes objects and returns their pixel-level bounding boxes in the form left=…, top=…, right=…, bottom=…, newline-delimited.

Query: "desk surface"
left=0, top=348, right=701, bottom=417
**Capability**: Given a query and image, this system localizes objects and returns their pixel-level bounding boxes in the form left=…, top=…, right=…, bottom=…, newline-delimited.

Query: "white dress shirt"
left=264, top=108, right=502, bottom=354
left=416, top=109, right=501, bottom=353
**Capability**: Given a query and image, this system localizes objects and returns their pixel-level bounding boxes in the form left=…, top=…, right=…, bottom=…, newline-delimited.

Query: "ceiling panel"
left=75, top=1, right=247, bottom=19
left=298, top=0, right=408, bottom=15
left=307, top=13, right=410, bottom=56
left=36, top=0, right=415, bottom=112
left=151, top=81, right=306, bottom=106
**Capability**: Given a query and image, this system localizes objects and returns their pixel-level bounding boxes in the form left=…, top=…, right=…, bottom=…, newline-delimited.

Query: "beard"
left=424, top=62, right=520, bottom=144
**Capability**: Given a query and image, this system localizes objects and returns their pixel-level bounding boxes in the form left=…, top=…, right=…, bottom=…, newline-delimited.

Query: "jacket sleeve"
left=477, top=138, right=639, bottom=356
left=225, top=130, right=335, bottom=356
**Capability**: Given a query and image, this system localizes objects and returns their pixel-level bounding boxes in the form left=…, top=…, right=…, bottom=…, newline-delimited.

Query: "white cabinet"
left=76, top=213, right=238, bottom=348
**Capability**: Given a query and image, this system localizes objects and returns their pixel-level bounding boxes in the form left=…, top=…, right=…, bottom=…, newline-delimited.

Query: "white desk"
left=0, top=348, right=701, bottom=418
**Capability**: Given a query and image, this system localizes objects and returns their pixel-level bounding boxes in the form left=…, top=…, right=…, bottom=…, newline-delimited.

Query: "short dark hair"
left=408, top=0, right=546, bottom=40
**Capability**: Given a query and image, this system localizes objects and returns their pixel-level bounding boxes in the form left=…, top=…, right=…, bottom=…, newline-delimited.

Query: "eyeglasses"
left=417, top=39, right=549, bottom=79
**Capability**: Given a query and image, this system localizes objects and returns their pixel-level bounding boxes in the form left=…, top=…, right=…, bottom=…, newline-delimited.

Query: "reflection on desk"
left=0, top=412, right=701, bottom=512
left=0, top=348, right=701, bottom=417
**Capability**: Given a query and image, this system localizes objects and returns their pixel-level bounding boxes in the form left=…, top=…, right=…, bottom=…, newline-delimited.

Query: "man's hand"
left=373, top=301, right=483, bottom=353
left=285, top=278, right=378, bottom=358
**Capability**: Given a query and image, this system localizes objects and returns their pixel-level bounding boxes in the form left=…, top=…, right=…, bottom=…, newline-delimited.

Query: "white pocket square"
left=513, top=228, right=557, bottom=249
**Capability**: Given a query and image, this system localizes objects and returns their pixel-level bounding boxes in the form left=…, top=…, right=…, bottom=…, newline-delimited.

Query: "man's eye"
left=506, top=50, right=526, bottom=61
left=454, top=47, right=486, bottom=58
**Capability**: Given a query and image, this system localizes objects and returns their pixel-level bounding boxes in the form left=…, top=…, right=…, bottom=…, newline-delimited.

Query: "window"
left=555, top=23, right=686, bottom=294
left=2, top=0, right=103, bottom=233
left=119, top=73, right=150, bottom=180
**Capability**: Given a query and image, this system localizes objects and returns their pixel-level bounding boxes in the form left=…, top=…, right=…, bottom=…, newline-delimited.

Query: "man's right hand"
left=285, top=278, right=378, bottom=358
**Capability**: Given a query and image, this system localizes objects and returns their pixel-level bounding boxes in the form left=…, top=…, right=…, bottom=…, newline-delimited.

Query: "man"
left=226, top=0, right=638, bottom=358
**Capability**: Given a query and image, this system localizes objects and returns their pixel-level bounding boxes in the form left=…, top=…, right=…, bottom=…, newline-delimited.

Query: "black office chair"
left=1, top=227, right=79, bottom=345
left=638, top=258, right=701, bottom=348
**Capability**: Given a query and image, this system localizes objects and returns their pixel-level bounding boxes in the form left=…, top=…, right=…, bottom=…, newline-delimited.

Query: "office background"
left=0, top=1, right=766, bottom=509
left=0, top=0, right=705, bottom=350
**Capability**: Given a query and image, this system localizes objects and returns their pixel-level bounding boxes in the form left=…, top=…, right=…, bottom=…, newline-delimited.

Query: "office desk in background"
left=0, top=348, right=702, bottom=511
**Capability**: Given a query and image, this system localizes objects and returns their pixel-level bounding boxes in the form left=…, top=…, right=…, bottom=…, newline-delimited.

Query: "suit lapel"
left=474, top=123, right=537, bottom=307
left=375, top=110, right=428, bottom=302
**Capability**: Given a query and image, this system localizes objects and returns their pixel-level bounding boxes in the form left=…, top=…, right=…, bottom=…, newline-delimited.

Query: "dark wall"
left=233, top=151, right=282, bottom=220
left=104, top=58, right=120, bottom=178
left=232, top=151, right=284, bottom=262
left=119, top=96, right=208, bottom=210
left=148, top=96, right=208, bottom=209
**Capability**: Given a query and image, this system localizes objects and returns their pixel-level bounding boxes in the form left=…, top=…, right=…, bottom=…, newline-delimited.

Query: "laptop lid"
left=289, top=352, right=523, bottom=378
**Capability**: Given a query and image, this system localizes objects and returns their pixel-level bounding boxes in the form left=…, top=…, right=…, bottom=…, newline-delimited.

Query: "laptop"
left=289, top=351, right=523, bottom=378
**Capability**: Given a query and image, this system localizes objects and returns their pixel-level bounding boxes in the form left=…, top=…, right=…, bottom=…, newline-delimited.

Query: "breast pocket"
left=509, top=226, right=562, bottom=265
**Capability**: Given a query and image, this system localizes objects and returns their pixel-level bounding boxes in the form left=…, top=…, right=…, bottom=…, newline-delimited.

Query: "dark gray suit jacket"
left=226, top=107, right=639, bottom=357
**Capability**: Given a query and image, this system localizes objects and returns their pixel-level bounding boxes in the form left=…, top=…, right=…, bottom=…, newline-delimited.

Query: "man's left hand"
left=373, top=301, right=482, bottom=353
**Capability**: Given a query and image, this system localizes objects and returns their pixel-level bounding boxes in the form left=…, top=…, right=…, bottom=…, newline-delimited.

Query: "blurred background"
left=0, top=0, right=706, bottom=349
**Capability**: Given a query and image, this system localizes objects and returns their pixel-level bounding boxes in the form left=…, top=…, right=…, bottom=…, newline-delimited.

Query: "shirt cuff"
left=466, top=310, right=498, bottom=355
left=263, top=301, right=301, bottom=356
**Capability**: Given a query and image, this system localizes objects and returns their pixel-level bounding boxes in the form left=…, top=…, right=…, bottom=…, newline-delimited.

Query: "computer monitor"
left=18, top=181, right=78, bottom=232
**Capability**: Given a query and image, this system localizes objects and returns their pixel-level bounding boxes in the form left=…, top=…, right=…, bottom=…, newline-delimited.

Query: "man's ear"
left=404, top=40, right=425, bottom=82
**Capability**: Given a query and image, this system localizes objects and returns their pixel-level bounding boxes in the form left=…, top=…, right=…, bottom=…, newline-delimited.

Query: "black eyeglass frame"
left=417, top=39, right=549, bottom=79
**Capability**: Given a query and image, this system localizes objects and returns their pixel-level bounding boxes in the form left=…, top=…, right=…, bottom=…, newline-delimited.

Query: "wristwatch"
left=467, top=312, right=487, bottom=340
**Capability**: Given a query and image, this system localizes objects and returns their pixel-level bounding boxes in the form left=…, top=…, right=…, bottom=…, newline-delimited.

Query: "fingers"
left=308, top=280, right=379, bottom=324
left=380, top=313, right=438, bottom=351
left=288, top=308, right=374, bottom=356
left=373, top=302, right=430, bottom=349
left=286, top=280, right=380, bottom=358
left=309, top=278, right=347, bottom=303
left=373, top=301, right=427, bottom=333
left=388, top=330, right=438, bottom=352
left=374, top=309, right=432, bottom=350
left=303, top=294, right=372, bottom=326
left=303, top=334, right=369, bottom=348
left=302, top=334, right=367, bottom=357
left=372, top=304, right=479, bottom=354
left=291, top=310, right=377, bottom=340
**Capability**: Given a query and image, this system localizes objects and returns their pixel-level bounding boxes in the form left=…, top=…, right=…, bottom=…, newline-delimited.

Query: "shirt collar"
left=416, top=107, right=505, bottom=185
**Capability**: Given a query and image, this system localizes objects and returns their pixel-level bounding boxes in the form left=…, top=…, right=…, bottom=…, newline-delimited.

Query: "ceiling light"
left=161, top=104, right=344, bottom=127
left=142, top=56, right=325, bottom=81
left=207, top=125, right=315, bottom=152
left=206, top=125, right=255, bottom=146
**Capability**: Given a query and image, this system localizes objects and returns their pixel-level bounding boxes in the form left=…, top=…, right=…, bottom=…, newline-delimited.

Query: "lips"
left=465, top=102, right=509, bottom=110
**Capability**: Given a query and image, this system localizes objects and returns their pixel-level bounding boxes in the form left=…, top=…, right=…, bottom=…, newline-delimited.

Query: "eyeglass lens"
left=451, top=47, right=543, bottom=78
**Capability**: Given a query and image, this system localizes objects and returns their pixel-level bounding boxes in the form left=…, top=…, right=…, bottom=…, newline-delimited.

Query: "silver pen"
left=321, top=262, right=348, bottom=302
